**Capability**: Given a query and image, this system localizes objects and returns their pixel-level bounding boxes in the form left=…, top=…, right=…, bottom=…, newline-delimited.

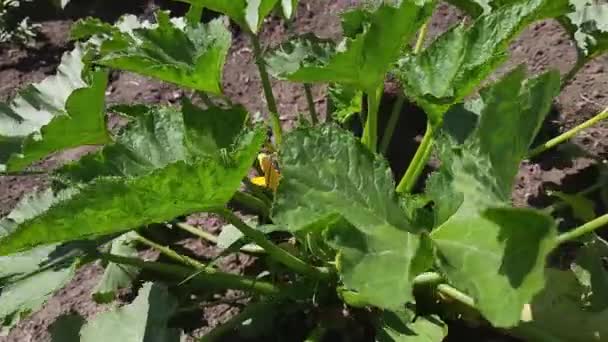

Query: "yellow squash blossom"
left=251, top=153, right=280, bottom=191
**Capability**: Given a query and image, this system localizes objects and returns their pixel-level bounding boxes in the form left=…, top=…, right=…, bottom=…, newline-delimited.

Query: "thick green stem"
left=175, top=222, right=266, bottom=254
left=396, top=122, right=435, bottom=193
left=304, top=84, right=318, bottom=125
left=362, top=85, right=384, bottom=152
left=528, top=106, right=608, bottom=158
left=557, top=213, right=608, bottom=244
left=185, top=4, right=204, bottom=25
left=413, top=271, right=443, bottom=285
left=437, top=284, right=476, bottom=309
left=232, top=191, right=270, bottom=218
left=133, top=233, right=208, bottom=270
left=217, top=209, right=329, bottom=279
left=197, top=91, right=216, bottom=107
left=561, top=53, right=588, bottom=90
left=99, top=253, right=280, bottom=295
left=380, top=94, right=405, bottom=154
left=381, top=20, right=429, bottom=154
left=250, top=33, right=283, bottom=145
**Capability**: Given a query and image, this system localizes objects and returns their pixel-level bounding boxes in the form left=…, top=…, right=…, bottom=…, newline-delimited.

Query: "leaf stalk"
left=557, top=213, right=608, bottom=244
left=396, top=122, right=435, bottom=193
left=175, top=222, right=266, bottom=254
left=304, top=84, right=319, bottom=124
left=362, top=85, right=384, bottom=152
left=250, top=32, right=283, bottom=145
left=133, top=232, right=208, bottom=270
left=528, top=106, right=608, bottom=158
left=216, top=209, right=330, bottom=279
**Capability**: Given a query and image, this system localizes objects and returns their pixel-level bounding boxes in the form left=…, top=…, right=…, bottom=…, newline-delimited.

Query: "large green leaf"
left=0, top=189, right=85, bottom=334
left=426, top=68, right=560, bottom=327
left=0, top=103, right=265, bottom=255
left=73, top=12, right=231, bottom=95
left=0, top=45, right=109, bottom=172
left=265, top=34, right=336, bottom=79
left=272, top=126, right=432, bottom=309
left=396, top=0, right=567, bottom=124
left=175, top=0, right=279, bottom=33
left=376, top=310, right=447, bottom=342
left=514, top=269, right=608, bottom=342
left=560, top=0, right=608, bottom=58
left=80, top=282, right=181, bottom=342
left=92, top=232, right=140, bottom=304
left=265, top=0, right=434, bottom=92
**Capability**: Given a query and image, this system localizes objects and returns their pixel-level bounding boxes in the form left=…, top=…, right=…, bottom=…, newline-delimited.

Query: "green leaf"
left=560, top=0, right=608, bottom=58
left=217, top=223, right=245, bottom=249
left=0, top=103, right=265, bottom=255
left=272, top=125, right=432, bottom=309
left=327, top=83, right=363, bottom=124
left=445, top=0, right=570, bottom=17
left=175, top=0, right=279, bottom=33
left=571, top=237, right=608, bottom=312
left=426, top=68, right=561, bottom=327
left=50, top=314, right=85, bottom=342
left=0, top=45, right=109, bottom=172
left=514, top=269, right=608, bottom=342
left=396, top=0, right=567, bottom=124
left=92, top=232, right=140, bottom=304
left=265, top=34, right=336, bottom=79
left=267, top=0, right=434, bottom=91
left=550, top=191, right=596, bottom=222
left=80, top=282, right=181, bottom=342
left=376, top=310, right=447, bottom=342
left=74, top=12, right=231, bottom=95
left=281, top=0, right=298, bottom=19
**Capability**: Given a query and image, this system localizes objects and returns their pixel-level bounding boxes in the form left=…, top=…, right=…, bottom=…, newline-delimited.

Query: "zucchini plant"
left=1, top=0, right=608, bottom=341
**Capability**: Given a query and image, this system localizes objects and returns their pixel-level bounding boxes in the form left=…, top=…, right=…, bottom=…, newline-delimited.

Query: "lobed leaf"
left=396, top=0, right=567, bottom=124
left=73, top=12, right=231, bottom=95
left=175, top=0, right=279, bottom=33
left=80, top=282, right=181, bottom=342
left=426, top=68, right=561, bottom=327
left=272, top=125, right=432, bottom=309
left=92, top=232, right=140, bottom=304
left=327, top=83, right=363, bottom=124
left=0, top=45, right=109, bottom=172
left=560, top=0, right=608, bottom=58
left=376, top=310, right=448, bottom=342
left=0, top=103, right=265, bottom=255
left=514, top=269, right=608, bottom=342
left=266, top=0, right=435, bottom=91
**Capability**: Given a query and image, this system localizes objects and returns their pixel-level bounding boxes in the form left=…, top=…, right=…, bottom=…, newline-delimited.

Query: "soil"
left=0, top=0, right=607, bottom=341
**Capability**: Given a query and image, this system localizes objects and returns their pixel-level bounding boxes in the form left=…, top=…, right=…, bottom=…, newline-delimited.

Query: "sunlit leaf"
left=272, top=125, right=432, bottom=309
left=0, top=45, right=109, bottom=172
left=73, top=12, right=231, bottom=94
left=174, top=0, right=279, bottom=33
left=396, top=0, right=568, bottom=124
left=0, top=103, right=264, bottom=255
left=426, top=67, right=561, bottom=327
left=80, top=282, right=181, bottom=342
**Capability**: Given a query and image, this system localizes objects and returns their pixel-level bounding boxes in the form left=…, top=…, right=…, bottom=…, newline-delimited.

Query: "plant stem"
left=304, top=84, right=319, bottom=125
left=232, top=191, right=270, bottom=218
left=99, top=253, right=281, bottom=295
left=197, top=91, right=216, bottom=107
left=132, top=233, right=208, bottom=270
left=437, top=284, right=476, bottom=309
left=185, top=4, right=204, bottom=25
left=380, top=20, right=429, bottom=155
left=413, top=271, right=443, bottom=285
left=380, top=92, right=405, bottom=154
left=175, top=222, right=266, bottom=254
left=396, top=122, right=435, bottom=193
left=249, top=32, right=283, bottom=145
left=528, top=106, right=608, bottom=158
left=557, top=213, right=608, bottom=244
left=217, top=209, right=329, bottom=279
left=361, top=85, right=384, bottom=152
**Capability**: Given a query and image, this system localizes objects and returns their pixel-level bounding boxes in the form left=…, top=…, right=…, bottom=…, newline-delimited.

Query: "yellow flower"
left=251, top=153, right=280, bottom=191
